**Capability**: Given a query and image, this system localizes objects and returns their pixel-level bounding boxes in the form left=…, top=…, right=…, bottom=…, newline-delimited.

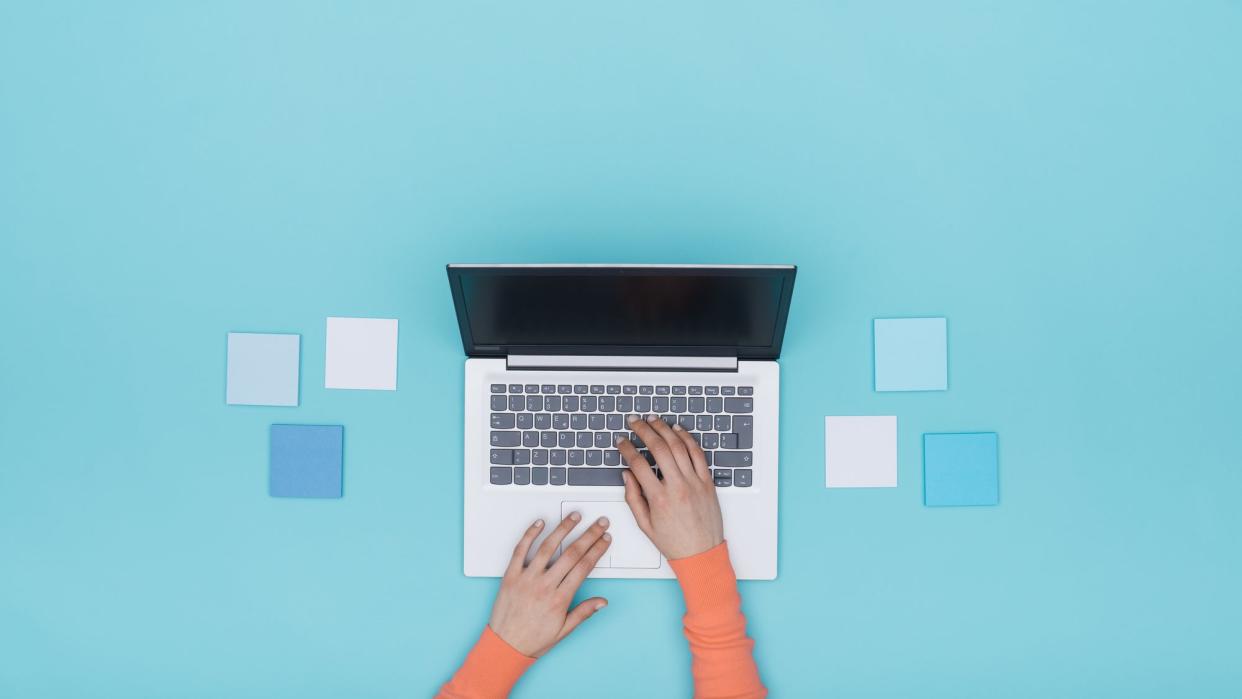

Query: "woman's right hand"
left=616, top=414, right=725, bottom=560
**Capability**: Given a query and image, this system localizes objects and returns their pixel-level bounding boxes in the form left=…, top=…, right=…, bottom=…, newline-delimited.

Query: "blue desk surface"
left=2, top=3, right=1239, bottom=697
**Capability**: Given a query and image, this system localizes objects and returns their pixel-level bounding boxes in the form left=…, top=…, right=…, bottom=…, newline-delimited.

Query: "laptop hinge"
left=506, top=355, right=738, bottom=372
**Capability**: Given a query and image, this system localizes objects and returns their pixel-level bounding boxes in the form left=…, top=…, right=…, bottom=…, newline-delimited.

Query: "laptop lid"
left=446, top=264, right=797, bottom=359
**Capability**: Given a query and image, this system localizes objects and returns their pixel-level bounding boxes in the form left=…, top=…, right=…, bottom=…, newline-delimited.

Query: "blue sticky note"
left=269, top=424, right=343, bottom=498
left=226, top=333, right=300, bottom=406
left=923, top=432, right=998, bottom=507
left=873, top=318, right=948, bottom=392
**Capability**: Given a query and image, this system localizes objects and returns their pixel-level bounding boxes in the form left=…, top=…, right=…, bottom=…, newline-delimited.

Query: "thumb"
left=621, top=470, right=655, bottom=538
left=557, top=597, right=608, bottom=642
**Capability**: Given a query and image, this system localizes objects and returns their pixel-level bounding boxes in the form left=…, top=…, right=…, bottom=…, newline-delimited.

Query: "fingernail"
left=621, top=471, right=629, bottom=482
left=602, top=533, right=612, bottom=541
left=672, top=423, right=683, bottom=431
left=615, top=436, right=627, bottom=446
left=569, top=511, right=581, bottom=521
left=595, top=601, right=607, bottom=611
left=533, top=519, right=544, bottom=528
left=626, top=414, right=639, bottom=424
left=598, top=516, right=609, bottom=527
left=646, top=414, right=658, bottom=422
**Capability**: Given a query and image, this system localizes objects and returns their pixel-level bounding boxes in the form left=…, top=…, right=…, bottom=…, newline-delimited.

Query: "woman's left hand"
left=487, top=512, right=613, bottom=657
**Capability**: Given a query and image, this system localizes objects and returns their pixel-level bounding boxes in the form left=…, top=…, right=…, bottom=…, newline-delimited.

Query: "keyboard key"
left=558, top=432, right=574, bottom=448
left=550, top=449, right=567, bottom=466
left=706, top=397, right=723, bottom=413
left=553, top=413, right=569, bottom=430
left=689, top=431, right=702, bottom=445
left=534, top=413, right=551, bottom=430
left=513, top=449, right=531, bottom=465
left=635, top=396, right=651, bottom=412
left=526, top=395, right=543, bottom=411
left=490, top=384, right=505, bottom=393
left=516, top=413, right=533, bottom=429
left=705, top=386, right=719, bottom=396
left=629, top=432, right=645, bottom=448
left=490, top=449, right=513, bottom=465
left=524, top=384, right=539, bottom=394
left=714, top=415, right=731, bottom=431
left=604, top=449, right=620, bottom=466
left=704, top=450, right=712, bottom=466
left=594, top=432, right=611, bottom=448
left=721, top=433, right=738, bottom=449
left=702, top=433, right=719, bottom=449
left=734, top=469, right=752, bottom=487
left=540, top=384, right=555, bottom=394
left=491, top=396, right=507, bottom=411
left=724, top=397, right=753, bottom=413
left=568, top=450, right=585, bottom=465
left=689, top=397, right=705, bottom=413
left=564, top=396, right=580, bottom=411
left=606, top=385, right=621, bottom=394
left=721, top=386, right=736, bottom=396
left=696, top=415, right=713, bottom=431
left=540, top=431, right=556, bottom=447
left=738, top=386, right=754, bottom=396
left=678, top=415, right=695, bottom=431
left=490, top=467, right=513, bottom=485
left=606, top=414, right=624, bottom=430
left=655, top=385, right=670, bottom=395
left=549, top=467, right=566, bottom=485
left=491, top=413, right=515, bottom=429
left=715, top=451, right=753, bottom=467
left=661, top=414, right=676, bottom=426
left=590, top=385, right=604, bottom=395
left=491, top=431, right=521, bottom=447
left=599, top=396, right=615, bottom=412
left=588, top=414, right=604, bottom=430
left=576, top=433, right=592, bottom=448
left=568, top=468, right=625, bottom=486
left=734, top=415, right=753, bottom=449
left=669, top=397, right=685, bottom=413
left=509, top=383, right=523, bottom=393
left=639, top=385, right=654, bottom=395
left=508, top=396, right=524, bottom=411
left=623, top=385, right=637, bottom=394
left=688, top=386, right=703, bottom=395
left=533, top=449, right=549, bottom=465
left=617, top=395, right=633, bottom=412
left=574, top=385, right=588, bottom=394
left=571, top=414, right=586, bottom=430
left=713, top=469, right=732, bottom=487
left=532, top=466, right=549, bottom=484
left=586, top=450, right=602, bottom=465
left=545, top=395, right=561, bottom=412
left=672, top=386, right=686, bottom=395
left=522, top=431, right=538, bottom=447
left=581, top=396, right=597, bottom=412
left=513, top=467, right=531, bottom=485
left=557, top=384, right=572, bottom=394
left=653, top=396, right=669, bottom=413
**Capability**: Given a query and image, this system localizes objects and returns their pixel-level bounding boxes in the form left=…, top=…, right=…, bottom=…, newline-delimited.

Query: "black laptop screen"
left=448, top=266, right=795, bottom=358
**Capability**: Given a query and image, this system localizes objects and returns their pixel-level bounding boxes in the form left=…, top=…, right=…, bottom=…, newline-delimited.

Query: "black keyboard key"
left=617, top=395, right=633, bottom=412
left=706, top=397, right=723, bottom=413
left=491, top=396, right=507, bottom=411
left=635, top=396, right=652, bottom=413
left=524, top=384, right=538, bottom=394
left=670, top=397, right=686, bottom=412
left=571, top=414, right=587, bottom=430
left=696, top=415, right=713, bottom=431
left=688, top=386, right=703, bottom=395
left=508, top=396, right=525, bottom=411
left=550, top=449, right=567, bottom=466
left=509, top=384, right=523, bottom=393
left=714, top=415, right=731, bottom=431
left=639, top=385, right=654, bottom=395
left=516, top=413, right=533, bottom=429
left=734, top=469, right=752, bottom=487
left=574, top=385, right=588, bottom=394
left=623, top=385, right=637, bottom=394
left=490, top=384, right=505, bottom=393
left=533, top=449, right=549, bottom=465
left=604, top=449, right=620, bottom=466
left=678, top=415, right=695, bottom=431
left=541, top=384, right=555, bottom=394
left=599, top=396, right=615, bottom=412
left=655, top=385, right=670, bottom=395
left=490, top=449, right=513, bottom=465
left=653, top=396, right=669, bottom=413
left=738, top=386, right=754, bottom=396
left=513, top=467, right=531, bottom=485
left=522, top=431, right=538, bottom=447
left=586, top=450, right=602, bottom=466
left=540, top=431, right=556, bottom=447
left=721, top=433, right=738, bottom=449
left=558, top=432, right=575, bottom=448
left=553, top=413, right=569, bottom=430
left=545, top=395, right=561, bottom=412
left=734, top=416, right=753, bottom=449
left=715, top=451, right=753, bottom=467
left=672, top=386, right=686, bottom=395
left=513, top=449, right=531, bottom=465
left=724, top=397, right=753, bottom=413
left=713, top=469, right=732, bottom=487
left=490, top=467, right=513, bottom=485
left=705, top=386, right=719, bottom=396
left=534, top=413, right=551, bottom=430
left=568, top=468, right=626, bottom=486
left=606, top=385, right=621, bottom=394
left=491, top=431, right=521, bottom=447
left=629, top=432, right=645, bottom=448
left=607, top=414, right=624, bottom=430
left=491, top=413, right=515, bottom=429
left=661, top=414, right=676, bottom=426
left=702, top=433, right=719, bottom=449
left=704, top=450, right=712, bottom=466
left=594, top=432, right=611, bottom=448
left=549, top=467, right=566, bottom=485
left=581, top=396, right=597, bottom=412
left=557, top=384, right=572, bottom=394
left=588, top=414, right=604, bottom=430
left=532, top=466, right=549, bottom=484
left=689, top=397, right=705, bottom=413
left=563, top=396, right=580, bottom=411
left=576, top=433, right=592, bottom=448
left=721, top=386, right=736, bottom=396
left=526, top=395, right=544, bottom=411
left=590, top=385, right=604, bottom=395
left=568, top=449, right=585, bottom=465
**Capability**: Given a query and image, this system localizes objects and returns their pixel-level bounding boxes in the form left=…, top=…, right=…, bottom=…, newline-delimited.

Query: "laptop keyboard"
left=488, top=382, right=754, bottom=488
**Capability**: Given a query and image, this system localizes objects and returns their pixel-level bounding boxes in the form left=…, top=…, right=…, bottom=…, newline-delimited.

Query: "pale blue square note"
left=226, top=332, right=300, bottom=406
left=923, top=432, right=998, bottom=507
left=873, top=317, right=947, bottom=392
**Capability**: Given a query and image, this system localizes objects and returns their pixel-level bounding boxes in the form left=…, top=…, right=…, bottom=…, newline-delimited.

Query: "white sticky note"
left=825, top=416, right=897, bottom=488
left=324, top=317, right=398, bottom=390
left=226, top=332, right=300, bottom=406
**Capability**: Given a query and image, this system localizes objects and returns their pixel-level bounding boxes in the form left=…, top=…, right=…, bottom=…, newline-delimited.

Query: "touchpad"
left=560, top=501, right=661, bottom=569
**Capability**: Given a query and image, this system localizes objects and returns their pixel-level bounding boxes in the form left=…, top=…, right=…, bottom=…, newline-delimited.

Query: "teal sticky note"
left=923, top=432, right=998, bottom=507
left=873, top=317, right=947, bottom=392
left=269, top=424, right=343, bottom=498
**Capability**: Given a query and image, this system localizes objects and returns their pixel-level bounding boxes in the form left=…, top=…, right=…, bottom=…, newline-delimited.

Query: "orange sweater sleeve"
left=668, top=541, right=767, bottom=699
left=436, top=626, right=536, bottom=699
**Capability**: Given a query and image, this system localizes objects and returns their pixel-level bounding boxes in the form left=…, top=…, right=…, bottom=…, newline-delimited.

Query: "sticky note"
left=923, top=432, right=998, bottom=507
left=873, top=317, right=948, bottom=392
left=825, top=416, right=897, bottom=488
left=325, top=317, right=398, bottom=390
left=226, top=332, right=300, bottom=406
left=269, top=424, right=344, bottom=498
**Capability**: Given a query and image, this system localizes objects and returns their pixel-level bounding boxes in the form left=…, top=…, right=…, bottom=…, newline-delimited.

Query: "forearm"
left=669, top=542, right=767, bottom=699
left=437, top=626, right=536, bottom=699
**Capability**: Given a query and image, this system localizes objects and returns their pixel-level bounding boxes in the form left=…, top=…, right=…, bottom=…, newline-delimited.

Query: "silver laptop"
left=449, top=264, right=796, bottom=580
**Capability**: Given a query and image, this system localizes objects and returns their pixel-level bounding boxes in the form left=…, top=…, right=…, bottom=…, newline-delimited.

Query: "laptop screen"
left=447, top=265, right=796, bottom=359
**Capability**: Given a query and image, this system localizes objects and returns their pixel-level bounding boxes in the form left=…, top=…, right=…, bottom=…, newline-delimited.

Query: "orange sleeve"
left=668, top=541, right=767, bottom=699
left=436, top=626, right=536, bottom=699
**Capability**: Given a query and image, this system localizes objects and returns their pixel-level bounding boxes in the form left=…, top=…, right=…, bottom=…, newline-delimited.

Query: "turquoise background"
left=2, top=2, right=1240, bottom=697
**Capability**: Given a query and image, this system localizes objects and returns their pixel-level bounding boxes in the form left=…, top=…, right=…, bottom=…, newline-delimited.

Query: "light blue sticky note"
left=873, top=317, right=947, bottom=392
left=226, top=332, right=300, bottom=406
left=269, top=424, right=343, bottom=498
left=923, top=432, right=998, bottom=507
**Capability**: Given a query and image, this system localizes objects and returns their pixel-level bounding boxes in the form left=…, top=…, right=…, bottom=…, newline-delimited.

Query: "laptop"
left=448, top=264, right=796, bottom=580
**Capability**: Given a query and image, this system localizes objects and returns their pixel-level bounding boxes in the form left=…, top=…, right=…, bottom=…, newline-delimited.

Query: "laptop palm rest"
left=560, top=501, right=662, bottom=569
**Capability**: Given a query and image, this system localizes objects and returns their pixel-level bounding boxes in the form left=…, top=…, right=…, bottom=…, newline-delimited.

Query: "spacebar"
left=567, top=468, right=626, bottom=486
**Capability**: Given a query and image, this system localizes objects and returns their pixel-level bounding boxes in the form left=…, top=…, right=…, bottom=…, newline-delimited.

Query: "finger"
left=505, top=518, right=546, bottom=577
left=529, top=512, right=582, bottom=571
left=556, top=596, right=608, bottom=644
left=617, top=421, right=661, bottom=491
left=621, top=470, right=655, bottom=536
left=670, top=425, right=712, bottom=483
left=559, top=531, right=612, bottom=591
left=630, top=415, right=686, bottom=484
left=549, top=516, right=610, bottom=580
left=644, top=414, right=696, bottom=480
